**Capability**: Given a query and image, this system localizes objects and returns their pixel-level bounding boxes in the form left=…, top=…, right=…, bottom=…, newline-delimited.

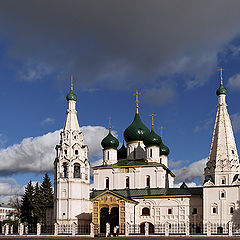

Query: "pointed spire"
left=133, top=90, right=141, bottom=114
left=149, top=114, right=157, bottom=130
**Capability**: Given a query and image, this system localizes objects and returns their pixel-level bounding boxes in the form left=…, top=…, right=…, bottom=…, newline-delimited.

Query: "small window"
left=74, top=136, right=77, bottom=140
left=126, top=177, right=129, bottom=188
left=221, top=192, right=225, bottom=198
left=73, top=163, right=80, bottom=178
left=63, top=163, right=68, bottom=178
left=160, top=158, right=162, bottom=164
left=107, top=151, right=110, bottom=160
left=213, top=207, right=217, bottom=214
left=133, top=148, right=136, bottom=159
left=63, top=213, right=65, bottom=216
left=105, top=177, right=109, bottom=189
left=221, top=179, right=225, bottom=184
left=64, top=150, right=67, bottom=155
left=142, top=207, right=150, bottom=216
left=230, top=207, right=234, bottom=214
left=193, top=208, right=197, bottom=214
left=168, top=208, right=172, bottom=214
left=150, top=148, right=152, bottom=158
left=75, top=150, right=78, bottom=155
left=232, top=150, right=235, bottom=154
left=146, top=175, right=150, bottom=188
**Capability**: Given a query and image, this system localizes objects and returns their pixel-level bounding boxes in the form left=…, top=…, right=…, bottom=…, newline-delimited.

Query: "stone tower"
left=54, top=77, right=91, bottom=224
left=203, top=69, right=240, bottom=225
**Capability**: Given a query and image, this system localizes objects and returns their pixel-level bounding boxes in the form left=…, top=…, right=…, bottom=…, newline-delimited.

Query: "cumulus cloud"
left=173, top=157, right=207, bottom=183
left=174, top=182, right=201, bottom=188
left=40, top=117, right=55, bottom=126
left=231, top=113, right=240, bottom=133
left=228, top=74, right=240, bottom=90
left=0, top=126, right=112, bottom=175
left=194, top=118, right=214, bottom=133
left=0, top=1, right=240, bottom=89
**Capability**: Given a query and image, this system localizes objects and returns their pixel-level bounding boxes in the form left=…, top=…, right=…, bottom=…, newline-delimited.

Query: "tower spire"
left=149, top=114, right=157, bottom=130
left=133, top=90, right=141, bottom=114
left=218, top=68, right=224, bottom=85
left=70, top=74, right=73, bottom=91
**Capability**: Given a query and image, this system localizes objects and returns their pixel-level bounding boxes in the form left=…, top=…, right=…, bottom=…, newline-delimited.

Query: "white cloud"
left=231, top=113, right=240, bottom=133
left=174, top=182, right=201, bottom=188
left=173, top=157, right=207, bottom=183
left=194, top=118, right=213, bottom=133
left=0, top=126, right=113, bottom=175
left=40, top=117, right=55, bottom=126
left=227, top=73, right=240, bottom=90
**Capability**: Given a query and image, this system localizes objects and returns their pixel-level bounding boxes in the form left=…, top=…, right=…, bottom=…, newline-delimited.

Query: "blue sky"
left=1, top=1, right=240, bottom=201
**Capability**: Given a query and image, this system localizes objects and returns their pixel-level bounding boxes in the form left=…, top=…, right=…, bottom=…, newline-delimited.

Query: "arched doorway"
left=109, top=207, right=119, bottom=234
left=140, top=222, right=154, bottom=234
left=100, top=207, right=109, bottom=233
left=217, top=226, right=223, bottom=234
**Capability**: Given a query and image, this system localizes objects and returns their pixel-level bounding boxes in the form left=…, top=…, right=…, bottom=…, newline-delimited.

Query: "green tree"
left=20, top=181, right=34, bottom=225
left=40, top=173, right=54, bottom=225
left=33, top=182, right=42, bottom=225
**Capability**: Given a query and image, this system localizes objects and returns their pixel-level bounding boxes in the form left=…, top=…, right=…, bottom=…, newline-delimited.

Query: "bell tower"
left=54, top=76, right=91, bottom=224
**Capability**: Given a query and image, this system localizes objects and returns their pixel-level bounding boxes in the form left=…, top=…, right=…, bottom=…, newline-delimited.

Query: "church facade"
left=53, top=73, right=240, bottom=235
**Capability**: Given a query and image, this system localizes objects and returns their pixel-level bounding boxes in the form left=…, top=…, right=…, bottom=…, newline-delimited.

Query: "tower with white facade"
left=54, top=77, right=90, bottom=224
left=203, top=69, right=240, bottom=226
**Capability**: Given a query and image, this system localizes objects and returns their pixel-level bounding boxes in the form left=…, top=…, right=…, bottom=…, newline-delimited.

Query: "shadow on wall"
left=231, top=200, right=240, bottom=226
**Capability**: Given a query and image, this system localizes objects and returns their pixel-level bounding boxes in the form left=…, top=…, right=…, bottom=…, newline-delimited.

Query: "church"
left=53, top=71, right=240, bottom=235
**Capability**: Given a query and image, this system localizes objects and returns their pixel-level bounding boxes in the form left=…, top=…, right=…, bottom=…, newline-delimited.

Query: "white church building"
left=53, top=72, right=240, bottom=235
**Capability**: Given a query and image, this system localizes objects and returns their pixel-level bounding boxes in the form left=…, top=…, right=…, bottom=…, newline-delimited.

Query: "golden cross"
left=133, top=90, right=141, bottom=114
left=218, top=68, right=224, bottom=85
left=183, top=168, right=186, bottom=182
left=149, top=114, right=157, bottom=130
left=107, top=116, right=112, bottom=131
left=70, top=74, right=73, bottom=91
left=159, top=126, right=165, bottom=138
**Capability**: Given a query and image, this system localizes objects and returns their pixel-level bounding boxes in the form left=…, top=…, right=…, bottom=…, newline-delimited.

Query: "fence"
left=0, top=221, right=238, bottom=236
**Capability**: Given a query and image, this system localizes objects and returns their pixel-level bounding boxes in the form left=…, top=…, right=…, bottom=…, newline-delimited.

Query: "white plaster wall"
left=146, top=146, right=160, bottom=163
left=103, top=149, right=117, bottom=165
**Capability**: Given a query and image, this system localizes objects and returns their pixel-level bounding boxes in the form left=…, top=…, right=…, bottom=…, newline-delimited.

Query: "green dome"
left=66, top=90, right=77, bottom=101
left=143, top=129, right=162, bottom=147
left=216, top=84, right=227, bottom=96
left=160, top=142, right=170, bottom=156
left=101, top=131, right=119, bottom=149
left=124, top=113, right=150, bottom=143
left=117, top=141, right=127, bottom=159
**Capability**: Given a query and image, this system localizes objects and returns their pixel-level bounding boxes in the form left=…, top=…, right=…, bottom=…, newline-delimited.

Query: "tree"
left=40, top=173, right=54, bottom=225
left=33, top=182, right=42, bottom=225
left=9, top=195, right=21, bottom=220
left=20, top=181, right=34, bottom=226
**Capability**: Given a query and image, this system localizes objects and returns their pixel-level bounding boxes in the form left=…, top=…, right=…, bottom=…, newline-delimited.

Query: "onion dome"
left=160, top=142, right=170, bottom=156
left=143, top=129, right=162, bottom=147
left=101, top=131, right=119, bottom=149
left=66, top=90, right=77, bottom=101
left=124, top=113, right=150, bottom=143
left=117, top=141, right=127, bottom=159
left=216, top=84, right=227, bottom=96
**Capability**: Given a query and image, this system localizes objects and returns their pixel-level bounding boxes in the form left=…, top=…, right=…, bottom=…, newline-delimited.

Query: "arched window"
left=211, top=203, right=218, bottom=214
left=74, top=163, right=80, bottom=178
left=150, top=148, right=152, bottom=158
left=126, top=177, right=130, bottom=188
left=105, top=177, right=109, bottom=189
left=221, top=176, right=226, bottom=185
left=75, top=150, right=78, bottom=155
left=146, top=175, right=150, bottom=188
left=107, top=151, right=110, bottom=160
left=220, top=190, right=226, bottom=199
left=63, top=163, right=68, bottom=178
left=133, top=148, right=136, bottom=159
left=230, top=206, right=234, bottom=214
left=142, top=207, right=150, bottom=216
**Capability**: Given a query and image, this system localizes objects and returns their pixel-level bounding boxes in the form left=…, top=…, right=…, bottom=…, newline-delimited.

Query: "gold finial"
left=133, top=90, right=141, bottom=114
left=183, top=168, right=186, bottom=182
left=159, top=126, right=165, bottom=139
left=107, top=116, right=112, bottom=132
left=218, top=68, right=224, bottom=85
left=149, top=114, right=157, bottom=130
left=70, top=75, right=73, bottom=91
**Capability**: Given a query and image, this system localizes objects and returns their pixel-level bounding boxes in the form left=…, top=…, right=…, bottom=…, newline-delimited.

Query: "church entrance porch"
left=91, top=191, right=133, bottom=236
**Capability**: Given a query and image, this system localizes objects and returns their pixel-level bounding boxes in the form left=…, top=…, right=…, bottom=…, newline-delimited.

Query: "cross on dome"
left=218, top=67, right=224, bottom=85
left=159, top=126, right=165, bottom=139
left=107, top=116, right=112, bottom=132
left=149, top=113, right=157, bottom=130
left=70, top=74, right=74, bottom=91
left=133, top=90, right=141, bottom=114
